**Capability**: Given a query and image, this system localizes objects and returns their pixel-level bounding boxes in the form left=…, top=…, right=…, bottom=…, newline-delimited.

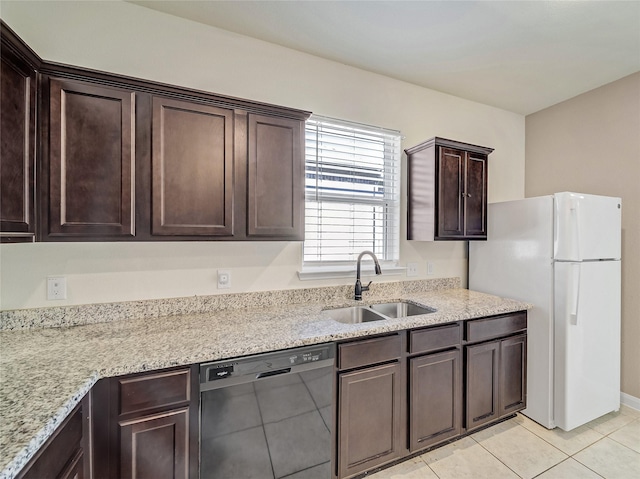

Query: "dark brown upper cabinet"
left=43, top=77, right=136, bottom=240
left=150, top=96, right=234, bottom=237
left=247, top=113, right=304, bottom=240
left=0, top=24, right=38, bottom=243
left=405, top=137, right=493, bottom=241
left=0, top=20, right=310, bottom=242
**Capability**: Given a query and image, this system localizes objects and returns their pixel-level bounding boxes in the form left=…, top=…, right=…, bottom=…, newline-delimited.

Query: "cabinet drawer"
left=466, top=312, right=526, bottom=343
left=338, top=334, right=402, bottom=371
left=410, top=323, right=460, bottom=354
left=118, top=368, right=191, bottom=416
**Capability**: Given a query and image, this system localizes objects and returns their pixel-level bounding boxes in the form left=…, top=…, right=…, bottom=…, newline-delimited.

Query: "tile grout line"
left=470, top=420, right=569, bottom=478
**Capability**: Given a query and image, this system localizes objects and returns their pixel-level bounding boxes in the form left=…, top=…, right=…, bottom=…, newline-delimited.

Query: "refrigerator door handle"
left=570, top=263, right=581, bottom=325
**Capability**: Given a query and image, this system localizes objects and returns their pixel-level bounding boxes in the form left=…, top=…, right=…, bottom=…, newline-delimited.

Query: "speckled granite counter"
left=0, top=280, right=530, bottom=478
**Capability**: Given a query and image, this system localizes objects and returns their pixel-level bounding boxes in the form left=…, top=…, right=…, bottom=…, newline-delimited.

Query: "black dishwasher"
left=200, top=343, right=336, bottom=479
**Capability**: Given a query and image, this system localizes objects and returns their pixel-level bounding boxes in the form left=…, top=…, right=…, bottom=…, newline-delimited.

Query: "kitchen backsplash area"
left=0, top=277, right=460, bottom=331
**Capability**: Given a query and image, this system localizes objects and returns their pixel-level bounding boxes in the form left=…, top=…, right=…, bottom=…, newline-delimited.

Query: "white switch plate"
left=427, top=262, right=435, bottom=275
left=406, top=262, right=418, bottom=277
left=47, top=276, right=67, bottom=300
left=217, top=270, right=231, bottom=289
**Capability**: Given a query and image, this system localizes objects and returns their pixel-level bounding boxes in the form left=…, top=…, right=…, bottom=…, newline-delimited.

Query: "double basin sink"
left=321, top=301, right=435, bottom=324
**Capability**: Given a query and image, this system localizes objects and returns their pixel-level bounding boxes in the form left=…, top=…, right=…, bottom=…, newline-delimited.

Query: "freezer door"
left=554, top=260, right=621, bottom=431
left=554, top=192, right=622, bottom=261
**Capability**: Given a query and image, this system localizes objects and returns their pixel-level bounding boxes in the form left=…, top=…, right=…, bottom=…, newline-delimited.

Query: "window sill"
left=297, top=264, right=406, bottom=281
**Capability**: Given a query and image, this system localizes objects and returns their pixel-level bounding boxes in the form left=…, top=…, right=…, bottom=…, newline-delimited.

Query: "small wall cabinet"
left=405, top=137, right=493, bottom=241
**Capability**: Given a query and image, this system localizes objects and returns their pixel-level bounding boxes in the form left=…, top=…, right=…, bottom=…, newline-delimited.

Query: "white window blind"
left=303, top=116, right=401, bottom=266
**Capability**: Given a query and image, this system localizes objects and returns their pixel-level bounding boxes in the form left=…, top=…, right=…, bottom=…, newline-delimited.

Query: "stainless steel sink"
left=322, top=301, right=435, bottom=324
left=369, top=301, right=436, bottom=318
left=321, top=306, right=387, bottom=324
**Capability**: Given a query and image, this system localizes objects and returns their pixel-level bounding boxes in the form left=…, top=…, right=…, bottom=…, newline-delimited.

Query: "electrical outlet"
left=427, top=262, right=435, bottom=275
left=217, top=270, right=231, bottom=289
left=406, top=262, right=418, bottom=277
left=47, top=276, right=67, bottom=300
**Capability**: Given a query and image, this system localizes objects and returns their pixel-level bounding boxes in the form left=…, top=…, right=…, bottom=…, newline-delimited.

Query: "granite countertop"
left=0, top=283, right=530, bottom=478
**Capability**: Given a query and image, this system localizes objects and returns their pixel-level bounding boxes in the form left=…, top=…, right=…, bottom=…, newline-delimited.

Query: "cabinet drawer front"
left=466, top=312, right=526, bottom=343
left=410, top=323, right=460, bottom=354
left=339, top=334, right=402, bottom=371
left=119, top=369, right=190, bottom=416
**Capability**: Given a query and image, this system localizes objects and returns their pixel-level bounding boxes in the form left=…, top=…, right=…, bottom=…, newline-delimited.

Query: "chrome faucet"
left=354, top=251, right=382, bottom=300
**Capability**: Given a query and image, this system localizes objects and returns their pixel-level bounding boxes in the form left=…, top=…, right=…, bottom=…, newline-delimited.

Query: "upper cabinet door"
left=464, top=152, right=488, bottom=238
left=151, top=97, right=234, bottom=236
left=247, top=114, right=304, bottom=240
left=47, top=78, right=135, bottom=238
left=437, top=147, right=465, bottom=238
left=0, top=41, right=37, bottom=241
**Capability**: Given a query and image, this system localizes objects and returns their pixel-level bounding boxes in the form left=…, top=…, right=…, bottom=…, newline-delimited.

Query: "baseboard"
left=621, top=392, right=640, bottom=412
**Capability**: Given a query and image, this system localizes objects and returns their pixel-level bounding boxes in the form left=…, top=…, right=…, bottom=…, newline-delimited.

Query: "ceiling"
left=128, top=1, right=640, bottom=115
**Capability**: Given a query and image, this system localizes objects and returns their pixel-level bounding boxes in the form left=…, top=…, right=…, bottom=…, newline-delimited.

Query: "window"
left=303, top=115, right=401, bottom=270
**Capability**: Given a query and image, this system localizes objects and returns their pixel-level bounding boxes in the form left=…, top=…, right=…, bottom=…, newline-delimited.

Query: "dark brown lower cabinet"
left=17, top=395, right=90, bottom=479
left=409, top=349, right=462, bottom=451
left=465, top=334, right=527, bottom=431
left=119, top=408, right=189, bottom=479
left=337, top=362, right=404, bottom=479
left=92, top=365, right=198, bottom=479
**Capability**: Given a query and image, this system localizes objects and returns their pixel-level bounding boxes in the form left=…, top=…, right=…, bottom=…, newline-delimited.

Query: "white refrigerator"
left=469, top=192, right=621, bottom=431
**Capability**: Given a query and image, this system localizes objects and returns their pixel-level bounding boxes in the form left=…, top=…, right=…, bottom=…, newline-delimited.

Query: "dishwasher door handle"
left=256, top=368, right=291, bottom=379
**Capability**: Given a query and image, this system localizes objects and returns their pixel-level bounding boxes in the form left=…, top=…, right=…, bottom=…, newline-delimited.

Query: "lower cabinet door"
left=338, top=362, right=403, bottom=479
left=499, top=334, right=527, bottom=416
left=465, top=341, right=499, bottom=431
left=410, top=349, right=461, bottom=451
left=119, top=408, right=189, bottom=479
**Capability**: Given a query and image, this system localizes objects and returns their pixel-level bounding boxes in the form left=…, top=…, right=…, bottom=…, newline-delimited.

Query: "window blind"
left=304, top=116, right=401, bottom=264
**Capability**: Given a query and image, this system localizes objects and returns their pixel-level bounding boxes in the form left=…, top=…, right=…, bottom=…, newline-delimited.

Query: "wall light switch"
left=427, top=262, right=435, bottom=275
left=406, top=263, right=419, bottom=277
left=217, top=270, right=231, bottom=289
left=47, top=276, right=67, bottom=300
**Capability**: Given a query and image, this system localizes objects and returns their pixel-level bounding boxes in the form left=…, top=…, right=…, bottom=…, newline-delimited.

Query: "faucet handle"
left=362, top=281, right=373, bottom=292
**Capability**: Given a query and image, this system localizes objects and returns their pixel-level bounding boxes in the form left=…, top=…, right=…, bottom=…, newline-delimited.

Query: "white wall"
left=0, top=1, right=525, bottom=310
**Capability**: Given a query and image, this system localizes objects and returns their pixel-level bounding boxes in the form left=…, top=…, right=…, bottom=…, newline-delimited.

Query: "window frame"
left=300, top=115, right=401, bottom=278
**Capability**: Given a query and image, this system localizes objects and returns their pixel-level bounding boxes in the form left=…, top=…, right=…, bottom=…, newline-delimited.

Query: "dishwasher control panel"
left=199, top=343, right=335, bottom=391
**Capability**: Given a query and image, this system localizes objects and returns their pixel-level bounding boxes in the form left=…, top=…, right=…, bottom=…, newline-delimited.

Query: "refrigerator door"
left=554, top=192, right=622, bottom=261
left=554, top=260, right=621, bottom=431
left=469, top=196, right=555, bottom=428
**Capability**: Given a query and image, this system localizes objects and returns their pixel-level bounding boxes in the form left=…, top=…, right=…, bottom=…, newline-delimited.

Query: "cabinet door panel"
left=410, top=349, right=461, bottom=451
left=0, top=48, right=36, bottom=239
left=466, top=341, right=499, bottom=430
left=151, top=97, right=233, bottom=236
left=48, top=79, right=135, bottom=237
left=247, top=114, right=303, bottom=239
left=500, top=334, right=527, bottom=415
left=338, top=362, right=403, bottom=478
left=119, top=408, right=189, bottom=479
left=437, top=147, right=464, bottom=238
left=464, top=154, right=488, bottom=237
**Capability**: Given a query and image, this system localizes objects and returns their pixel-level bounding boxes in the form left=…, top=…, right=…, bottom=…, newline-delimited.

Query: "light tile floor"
left=369, top=406, right=640, bottom=479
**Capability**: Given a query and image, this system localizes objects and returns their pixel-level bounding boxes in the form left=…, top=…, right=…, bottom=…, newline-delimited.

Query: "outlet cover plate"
left=217, top=270, right=231, bottom=289
left=407, top=263, right=419, bottom=277
left=47, top=276, right=67, bottom=300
